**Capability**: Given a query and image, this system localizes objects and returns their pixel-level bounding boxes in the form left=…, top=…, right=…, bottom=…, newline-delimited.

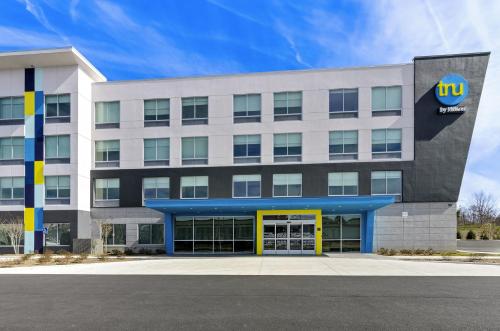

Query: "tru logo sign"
left=435, top=73, right=469, bottom=114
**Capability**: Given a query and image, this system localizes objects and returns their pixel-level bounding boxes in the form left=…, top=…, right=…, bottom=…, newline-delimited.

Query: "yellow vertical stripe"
left=24, top=208, right=34, bottom=231
left=256, top=210, right=263, bottom=255
left=24, top=92, right=34, bottom=116
left=315, top=212, right=323, bottom=256
left=34, top=161, right=44, bottom=184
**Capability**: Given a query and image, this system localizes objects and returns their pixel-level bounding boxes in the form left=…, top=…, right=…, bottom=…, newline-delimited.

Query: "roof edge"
left=413, top=51, right=491, bottom=61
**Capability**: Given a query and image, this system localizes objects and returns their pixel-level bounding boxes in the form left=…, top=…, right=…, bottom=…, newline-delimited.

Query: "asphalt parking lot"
left=0, top=275, right=499, bottom=330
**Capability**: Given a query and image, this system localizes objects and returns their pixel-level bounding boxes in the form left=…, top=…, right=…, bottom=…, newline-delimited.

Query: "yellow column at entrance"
left=256, top=210, right=322, bottom=256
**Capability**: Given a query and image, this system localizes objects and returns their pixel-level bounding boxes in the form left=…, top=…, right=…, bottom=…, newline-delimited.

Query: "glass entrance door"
left=263, top=220, right=315, bottom=255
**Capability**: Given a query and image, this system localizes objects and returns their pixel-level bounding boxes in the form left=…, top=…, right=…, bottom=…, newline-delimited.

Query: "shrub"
left=456, top=231, right=462, bottom=239
left=377, top=248, right=388, bottom=255
left=480, top=233, right=489, bottom=240
left=124, top=248, right=134, bottom=256
left=155, top=249, right=166, bottom=255
left=466, top=230, right=475, bottom=240
left=399, top=249, right=413, bottom=255
left=388, top=249, right=397, bottom=256
left=110, top=249, right=123, bottom=256
left=20, top=253, right=34, bottom=262
left=423, top=248, right=434, bottom=256
left=414, top=249, right=425, bottom=255
left=479, top=223, right=495, bottom=241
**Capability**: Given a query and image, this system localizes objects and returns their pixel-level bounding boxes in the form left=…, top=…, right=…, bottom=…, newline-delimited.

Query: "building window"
left=0, top=177, right=24, bottom=205
left=273, top=174, right=302, bottom=197
left=181, top=176, right=208, bottom=199
left=328, top=172, right=358, bottom=196
left=372, top=86, right=402, bottom=116
left=174, top=216, right=254, bottom=254
left=45, top=223, right=71, bottom=246
left=104, top=224, right=126, bottom=246
left=182, top=137, right=208, bottom=165
left=322, top=215, right=361, bottom=252
left=0, top=137, right=24, bottom=164
left=45, top=135, right=70, bottom=164
left=329, top=131, right=358, bottom=160
left=95, top=101, right=120, bottom=128
left=182, top=97, right=208, bottom=125
left=233, top=135, right=261, bottom=164
left=143, top=177, right=170, bottom=203
left=233, top=175, right=261, bottom=198
left=94, top=178, right=120, bottom=207
left=95, top=140, right=120, bottom=167
left=329, top=89, right=358, bottom=118
left=274, top=91, right=302, bottom=121
left=372, top=129, right=402, bottom=159
left=144, top=138, right=169, bottom=166
left=45, top=94, right=70, bottom=123
left=234, top=94, right=261, bottom=123
left=371, top=171, right=402, bottom=201
left=45, top=176, right=70, bottom=205
left=0, top=97, right=24, bottom=124
left=139, top=224, right=164, bottom=245
left=274, top=133, right=302, bottom=162
left=144, top=99, right=169, bottom=127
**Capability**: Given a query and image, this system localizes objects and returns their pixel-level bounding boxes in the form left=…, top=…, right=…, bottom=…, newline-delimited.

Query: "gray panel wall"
left=410, top=53, right=489, bottom=202
left=374, top=202, right=457, bottom=251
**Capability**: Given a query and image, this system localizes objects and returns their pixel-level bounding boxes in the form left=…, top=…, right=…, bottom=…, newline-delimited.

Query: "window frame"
left=181, top=136, right=208, bottom=165
left=45, top=94, right=70, bottom=123
left=233, top=134, right=261, bottom=164
left=45, top=223, right=71, bottom=246
left=104, top=224, right=126, bottom=246
left=144, top=98, right=170, bottom=127
left=329, top=130, right=358, bottom=160
left=144, top=138, right=170, bottom=166
left=94, top=178, right=120, bottom=207
left=95, top=140, right=120, bottom=168
left=273, top=133, right=302, bottom=162
left=180, top=176, right=209, bottom=199
left=0, top=137, right=24, bottom=164
left=272, top=173, right=302, bottom=197
left=142, top=177, right=170, bottom=204
left=329, top=89, right=358, bottom=118
left=328, top=172, right=359, bottom=196
left=45, top=135, right=70, bottom=164
left=371, top=171, right=402, bottom=201
left=182, top=96, right=208, bottom=125
left=273, top=91, right=302, bottom=121
left=0, top=96, right=24, bottom=124
left=0, top=176, right=24, bottom=203
left=138, top=224, right=165, bottom=245
left=45, top=175, right=70, bottom=205
left=95, top=101, right=120, bottom=128
left=371, top=86, right=402, bottom=116
left=233, top=94, right=261, bottom=123
left=371, top=129, right=402, bottom=159
left=232, top=174, right=261, bottom=198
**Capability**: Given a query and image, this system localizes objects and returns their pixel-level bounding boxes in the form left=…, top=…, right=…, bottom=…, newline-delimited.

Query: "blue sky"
left=1, top=0, right=499, bottom=207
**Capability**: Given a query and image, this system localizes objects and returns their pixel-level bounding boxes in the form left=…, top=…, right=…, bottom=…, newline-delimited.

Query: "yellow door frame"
left=256, top=209, right=322, bottom=256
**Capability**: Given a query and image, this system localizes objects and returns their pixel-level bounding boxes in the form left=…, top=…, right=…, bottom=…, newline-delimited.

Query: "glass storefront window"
left=322, top=214, right=361, bottom=252
left=174, top=216, right=254, bottom=254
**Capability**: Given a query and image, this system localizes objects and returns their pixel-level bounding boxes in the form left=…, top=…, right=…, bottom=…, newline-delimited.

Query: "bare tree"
left=0, top=214, right=24, bottom=255
left=95, top=220, right=113, bottom=253
left=467, top=191, right=498, bottom=225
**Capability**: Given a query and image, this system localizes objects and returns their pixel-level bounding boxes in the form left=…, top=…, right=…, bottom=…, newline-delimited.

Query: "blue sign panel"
left=435, top=73, right=468, bottom=106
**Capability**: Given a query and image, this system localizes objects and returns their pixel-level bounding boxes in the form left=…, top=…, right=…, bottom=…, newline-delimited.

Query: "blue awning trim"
left=146, top=195, right=395, bottom=215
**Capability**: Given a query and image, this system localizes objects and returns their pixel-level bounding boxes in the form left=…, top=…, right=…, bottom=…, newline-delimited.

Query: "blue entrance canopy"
left=145, top=196, right=395, bottom=255
left=145, top=195, right=395, bottom=215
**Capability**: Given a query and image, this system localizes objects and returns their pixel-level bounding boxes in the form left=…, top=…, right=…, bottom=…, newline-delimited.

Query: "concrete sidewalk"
left=0, top=255, right=499, bottom=276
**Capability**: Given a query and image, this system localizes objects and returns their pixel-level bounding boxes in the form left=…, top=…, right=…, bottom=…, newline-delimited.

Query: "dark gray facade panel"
left=91, top=161, right=414, bottom=207
left=412, top=53, right=489, bottom=202
left=0, top=210, right=84, bottom=253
